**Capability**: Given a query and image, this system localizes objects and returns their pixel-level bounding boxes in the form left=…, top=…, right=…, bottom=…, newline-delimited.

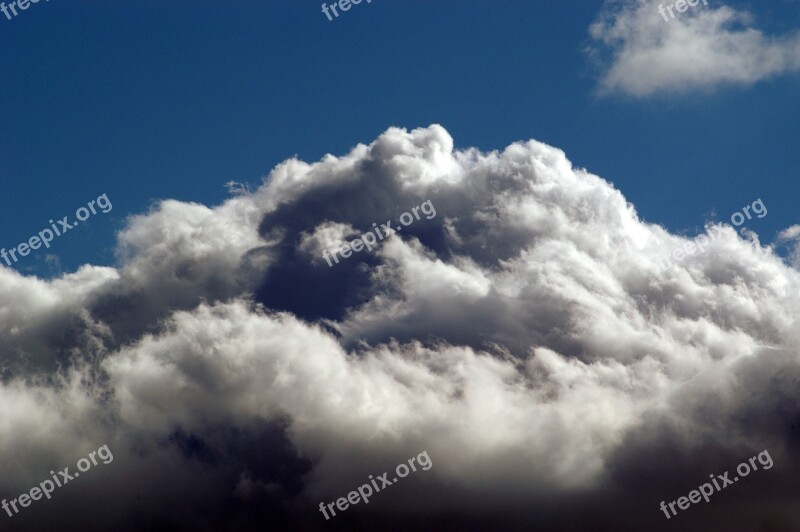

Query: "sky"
left=2, top=1, right=800, bottom=531
left=2, top=0, right=798, bottom=276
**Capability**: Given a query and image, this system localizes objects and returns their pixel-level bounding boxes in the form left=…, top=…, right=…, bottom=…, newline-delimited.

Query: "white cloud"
left=1, top=125, right=800, bottom=529
left=588, top=0, right=800, bottom=96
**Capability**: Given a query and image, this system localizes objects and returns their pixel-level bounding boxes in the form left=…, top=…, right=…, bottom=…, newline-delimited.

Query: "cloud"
left=777, top=224, right=800, bottom=267
left=588, top=0, right=800, bottom=96
left=1, top=125, right=800, bottom=530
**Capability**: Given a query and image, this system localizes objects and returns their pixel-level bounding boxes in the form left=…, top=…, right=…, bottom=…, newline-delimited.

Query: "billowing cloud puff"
left=588, top=0, right=800, bottom=96
left=1, top=125, right=799, bottom=530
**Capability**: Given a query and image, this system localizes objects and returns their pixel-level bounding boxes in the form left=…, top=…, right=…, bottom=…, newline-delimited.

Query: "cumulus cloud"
left=588, top=0, right=800, bottom=96
left=1, top=125, right=800, bottom=530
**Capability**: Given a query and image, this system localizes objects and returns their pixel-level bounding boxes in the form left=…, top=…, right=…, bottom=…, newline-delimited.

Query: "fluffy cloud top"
left=1, top=125, right=799, bottom=530
left=588, top=0, right=800, bottom=96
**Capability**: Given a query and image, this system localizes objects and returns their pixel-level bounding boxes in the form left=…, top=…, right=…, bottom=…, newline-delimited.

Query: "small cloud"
left=43, top=254, right=63, bottom=276
left=777, top=224, right=800, bottom=241
left=225, top=180, right=251, bottom=196
left=777, top=224, right=800, bottom=266
left=587, top=0, right=800, bottom=96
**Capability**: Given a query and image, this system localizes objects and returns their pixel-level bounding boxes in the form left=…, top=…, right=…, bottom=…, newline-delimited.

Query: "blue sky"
left=1, top=0, right=799, bottom=276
